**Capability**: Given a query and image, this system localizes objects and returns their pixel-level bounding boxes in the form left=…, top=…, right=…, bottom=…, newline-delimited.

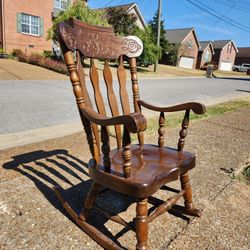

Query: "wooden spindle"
left=101, top=126, right=111, bottom=172
left=158, top=112, right=165, bottom=148
left=122, top=126, right=132, bottom=178
left=63, top=50, right=98, bottom=160
left=178, top=109, right=190, bottom=151
left=129, top=58, right=144, bottom=148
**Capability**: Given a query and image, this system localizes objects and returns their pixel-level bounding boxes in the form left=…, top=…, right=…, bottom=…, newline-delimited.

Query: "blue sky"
left=88, top=0, right=250, bottom=47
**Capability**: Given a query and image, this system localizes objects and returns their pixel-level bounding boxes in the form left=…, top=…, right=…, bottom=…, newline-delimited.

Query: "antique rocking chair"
left=55, top=18, right=206, bottom=250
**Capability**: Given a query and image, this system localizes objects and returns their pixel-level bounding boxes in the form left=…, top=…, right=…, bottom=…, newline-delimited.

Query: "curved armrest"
left=138, top=100, right=206, bottom=115
left=81, top=107, right=147, bottom=133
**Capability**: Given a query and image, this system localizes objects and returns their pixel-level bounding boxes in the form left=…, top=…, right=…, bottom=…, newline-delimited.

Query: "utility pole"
left=154, top=0, right=162, bottom=72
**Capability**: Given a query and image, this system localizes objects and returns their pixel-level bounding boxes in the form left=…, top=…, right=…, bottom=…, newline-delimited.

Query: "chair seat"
left=89, top=145, right=196, bottom=198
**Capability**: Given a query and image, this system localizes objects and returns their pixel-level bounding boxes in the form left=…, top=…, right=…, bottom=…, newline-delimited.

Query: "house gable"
left=212, top=40, right=238, bottom=70
left=98, top=2, right=147, bottom=30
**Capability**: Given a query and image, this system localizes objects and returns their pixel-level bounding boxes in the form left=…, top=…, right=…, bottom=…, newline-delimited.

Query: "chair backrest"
left=57, top=18, right=144, bottom=161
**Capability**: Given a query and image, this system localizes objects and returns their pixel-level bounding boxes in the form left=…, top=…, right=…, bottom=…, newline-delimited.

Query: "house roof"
left=212, top=40, right=238, bottom=52
left=97, top=2, right=147, bottom=29
left=237, top=47, right=250, bottom=57
left=165, top=27, right=200, bottom=48
left=199, top=41, right=214, bottom=53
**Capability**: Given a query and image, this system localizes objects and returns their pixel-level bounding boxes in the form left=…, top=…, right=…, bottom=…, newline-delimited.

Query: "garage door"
left=179, top=57, right=194, bottom=69
left=220, top=61, right=232, bottom=71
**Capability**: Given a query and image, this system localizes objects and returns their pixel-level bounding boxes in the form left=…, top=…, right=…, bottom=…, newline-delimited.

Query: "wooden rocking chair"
left=55, top=18, right=206, bottom=249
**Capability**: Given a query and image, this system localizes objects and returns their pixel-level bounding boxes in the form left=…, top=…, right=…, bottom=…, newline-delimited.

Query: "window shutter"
left=16, top=13, right=22, bottom=33
left=39, top=17, right=44, bottom=37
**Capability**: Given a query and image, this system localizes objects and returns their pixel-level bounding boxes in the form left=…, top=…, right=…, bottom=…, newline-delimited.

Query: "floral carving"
left=122, top=38, right=141, bottom=54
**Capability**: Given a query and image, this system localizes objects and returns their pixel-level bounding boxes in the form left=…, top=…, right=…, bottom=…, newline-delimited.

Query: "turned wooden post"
left=158, top=112, right=165, bottom=148
left=135, top=198, right=148, bottom=250
left=180, top=172, right=202, bottom=217
left=79, top=182, right=101, bottom=221
left=129, top=58, right=144, bottom=148
left=62, top=49, right=99, bottom=161
left=178, top=109, right=190, bottom=151
left=122, top=126, right=132, bottom=178
left=101, top=126, right=111, bottom=172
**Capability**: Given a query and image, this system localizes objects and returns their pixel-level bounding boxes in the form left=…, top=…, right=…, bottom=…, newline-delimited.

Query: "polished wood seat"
left=91, top=145, right=195, bottom=198
left=54, top=18, right=206, bottom=250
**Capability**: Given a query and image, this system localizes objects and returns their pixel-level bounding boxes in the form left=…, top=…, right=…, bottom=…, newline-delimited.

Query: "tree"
left=47, top=0, right=109, bottom=40
left=134, top=27, right=161, bottom=65
left=148, top=12, right=168, bottom=53
left=105, top=7, right=137, bottom=35
left=148, top=12, right=179, bottom=65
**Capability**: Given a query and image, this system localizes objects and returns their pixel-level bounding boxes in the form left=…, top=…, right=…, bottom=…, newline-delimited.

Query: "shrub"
left=13, top=49, right=68, bottom=75
left=43, top=50, right=53, bottom=58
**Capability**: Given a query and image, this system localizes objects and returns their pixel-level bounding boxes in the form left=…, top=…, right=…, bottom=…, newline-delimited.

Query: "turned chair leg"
left=180, top=171, right=202, bottom=217
left=79, top=181, right=101, bottom=221
left=135, top=198, right=148, bottom=250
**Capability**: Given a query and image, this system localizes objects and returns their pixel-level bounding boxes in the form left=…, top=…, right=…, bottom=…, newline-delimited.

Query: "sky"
left=88, top=0, right=250, bottom=47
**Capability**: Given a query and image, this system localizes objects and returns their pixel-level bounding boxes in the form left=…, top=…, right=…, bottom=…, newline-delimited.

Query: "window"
left=204, top=50, right=210, bottom=62
left=227, top=43, right=232, bottom=53
left=54, top=0, right=69, bottom=10
left=187, top=40, right=193, bottom=49
left=21, top=13, right=39, bottom=36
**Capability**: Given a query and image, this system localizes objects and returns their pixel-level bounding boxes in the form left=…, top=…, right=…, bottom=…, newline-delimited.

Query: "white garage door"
left=220, top=61, right=232, bottom=71
left=179, top=57, right=194, bottom=69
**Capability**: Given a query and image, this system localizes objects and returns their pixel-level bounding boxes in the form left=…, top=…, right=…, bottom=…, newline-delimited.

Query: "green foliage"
left=148, top=12, right=179, bottom=64
left=47, top=0, right=109, bottom=40
left=106, top=7, right=137, bottom=35
left=134, top=27, right=161, bottom=65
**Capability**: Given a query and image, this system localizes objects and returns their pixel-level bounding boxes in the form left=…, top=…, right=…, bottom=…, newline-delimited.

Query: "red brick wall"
left=3, top=0, right=53, bottom=53
left=179, top=31, right=199, bottom=69
left=218, top=42, right=236, bottom=69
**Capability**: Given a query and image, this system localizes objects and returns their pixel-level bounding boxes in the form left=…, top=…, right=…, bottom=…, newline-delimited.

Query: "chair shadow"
left=236, top=89, right=250, bottom=93
left=3, top=149, right=191, bottom=248
left=2, top=149, right=134, bottom=248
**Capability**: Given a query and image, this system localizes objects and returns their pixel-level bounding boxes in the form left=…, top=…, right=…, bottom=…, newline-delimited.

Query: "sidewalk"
left=0, top=106, right=249, bottom=249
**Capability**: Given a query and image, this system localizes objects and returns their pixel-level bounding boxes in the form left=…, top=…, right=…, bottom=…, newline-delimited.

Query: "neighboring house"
left=99, top=2, right=147, bottom=30
left=196, top=41, right=214, bottom=69
left=0, top=0, right=73, bottom=53
left=212, top=40, right=238, bottom=71
left=163, top=27, right=200, bottom=69
left=235, top=47, right=250, bottom=65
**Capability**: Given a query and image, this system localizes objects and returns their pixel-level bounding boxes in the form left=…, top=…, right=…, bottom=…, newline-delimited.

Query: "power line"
left=186, top=0, right=250, bottom=33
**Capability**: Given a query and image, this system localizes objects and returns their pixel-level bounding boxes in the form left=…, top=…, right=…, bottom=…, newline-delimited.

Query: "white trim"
left=127, top=3, right=147, bottom=29
left=221, top=40, right=238, bottom=53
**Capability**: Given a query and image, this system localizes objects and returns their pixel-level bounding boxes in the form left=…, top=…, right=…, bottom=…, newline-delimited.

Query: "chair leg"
left=180, top=171, right=202, bottom=217
left=135, top=198, right=148, bottom=250
left=79, top=181, right=101, bottom=221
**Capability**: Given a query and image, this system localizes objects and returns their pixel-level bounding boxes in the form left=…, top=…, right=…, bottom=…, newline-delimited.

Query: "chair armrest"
left=138, top=100, right=206, bottom=115
left=81, top=107, right=147, bottom=133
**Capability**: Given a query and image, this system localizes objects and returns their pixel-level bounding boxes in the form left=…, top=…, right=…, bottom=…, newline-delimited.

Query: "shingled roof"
left=212, top=40, right=238, bottom=52
left=165, top=27, right=200, bottom=48
left=199, top=41, right=214, bottom=53
left=97, top=3, right=135, bottom=11
left=165, top=28, right=193, bottom=43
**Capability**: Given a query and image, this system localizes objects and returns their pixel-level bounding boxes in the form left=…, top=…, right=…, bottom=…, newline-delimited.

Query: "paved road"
left=0, top=77, right=249, bottom=134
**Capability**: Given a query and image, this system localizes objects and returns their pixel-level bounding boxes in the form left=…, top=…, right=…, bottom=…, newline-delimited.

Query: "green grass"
left=109, top=97, right=250, bottom=140
left=145, top=98, right=250, bottom=135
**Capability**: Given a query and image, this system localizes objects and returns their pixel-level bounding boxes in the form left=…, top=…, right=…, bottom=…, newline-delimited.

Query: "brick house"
left=98, top=2, right=147, bottom=30
left=235, top=47, right=250, bottom=65
left=196, top=41, right=214, bottom=69
left=212, top=40, right=238, bottom=71
left=163, top=28, right=200, bottom=69
left=0, top=0, right=76, bottom=53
